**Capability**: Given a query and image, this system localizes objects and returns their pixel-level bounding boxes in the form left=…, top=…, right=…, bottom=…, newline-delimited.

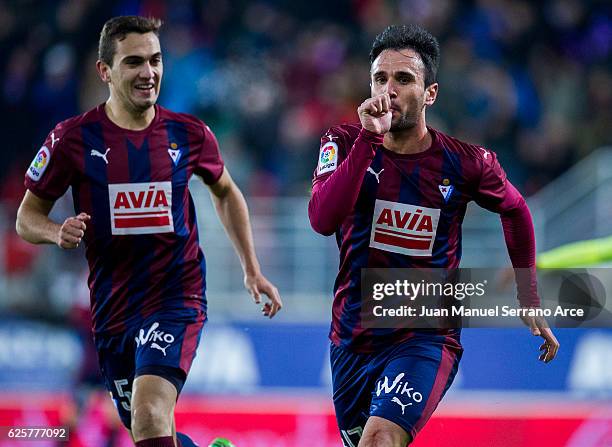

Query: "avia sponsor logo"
left=135, top=322, right=175, bottom=357
left=376, top=373, right=423, bottom=415
left=26, top=146, right=51, bottom=181
left=108, top=182, right=174, bottom=235
left=369, top=200, right=440, bottom=256
left=317, top=141, right=338, bottom=175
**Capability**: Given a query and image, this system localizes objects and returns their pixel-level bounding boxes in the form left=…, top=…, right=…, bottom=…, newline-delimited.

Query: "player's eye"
left=124, top=59, right=141, bottom=67
left=374, top=76, right=387, bottom=84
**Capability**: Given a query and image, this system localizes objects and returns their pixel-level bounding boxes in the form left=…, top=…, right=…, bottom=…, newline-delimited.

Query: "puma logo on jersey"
left=481, top=148, right=490, bottom=159
left=391, top=397, right=412, bottom=414
left=91, top=148, right=110, bottom=164
left=108, top=182, right=174, bottom=235
left=370, top=200, right=440, bottom=256
left=367, top=167, right=384, bottom=183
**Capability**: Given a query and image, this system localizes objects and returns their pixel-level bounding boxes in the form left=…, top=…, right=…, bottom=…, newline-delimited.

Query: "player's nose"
left=380, top=82, right=397, bottom=99
left=139, top=62, right=155, bottom=79
left=385, top=82, right=398, bottom=98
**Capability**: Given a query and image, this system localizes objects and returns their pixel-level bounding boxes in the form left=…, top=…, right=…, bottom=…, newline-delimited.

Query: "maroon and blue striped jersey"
left=309, top=124, right=538, bottom=353
left=24, top=104, right=224, bottom=335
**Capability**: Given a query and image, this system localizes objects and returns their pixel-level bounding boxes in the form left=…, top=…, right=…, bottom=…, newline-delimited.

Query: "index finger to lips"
left=376, top=95, right=385, bottom=112
left=381, top=94, right=390, bottom=112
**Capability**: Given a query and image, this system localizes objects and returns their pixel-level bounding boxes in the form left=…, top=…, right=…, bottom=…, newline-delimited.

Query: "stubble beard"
left=126, top=91, right=157, bottom=115
left=390, top=100, right=426, bottom=132
left=390, top=112, right=417, bottom=132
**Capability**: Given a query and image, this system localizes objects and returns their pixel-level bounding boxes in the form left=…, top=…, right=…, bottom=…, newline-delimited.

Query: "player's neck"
left=104, top=99, right=156, bottom=131
left=383, top=121, right=431, bottom=155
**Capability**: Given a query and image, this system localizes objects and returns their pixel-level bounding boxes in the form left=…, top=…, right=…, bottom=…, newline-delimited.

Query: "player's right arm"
left=308, top=93, right=391, bottom=235
left=16, top=191, right=90, bottom=249
left=17, top=123, right=88, bottom=249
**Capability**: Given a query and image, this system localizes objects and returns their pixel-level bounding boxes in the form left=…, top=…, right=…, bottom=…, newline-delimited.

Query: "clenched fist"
left=358, top=93, right=392, bottom=134
left=58, top=212, right=91, bottom=249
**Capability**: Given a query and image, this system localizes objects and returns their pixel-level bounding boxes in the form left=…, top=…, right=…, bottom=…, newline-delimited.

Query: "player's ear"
left=96, top=60, right=112, bottom=83
left=424, top=82, right=438, bottom=106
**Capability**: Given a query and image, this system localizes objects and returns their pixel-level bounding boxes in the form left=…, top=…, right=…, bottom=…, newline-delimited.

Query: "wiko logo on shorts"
left=135, top=322, right=176, bottom=357
left=369, top=200, right=440, bottom=256
left=108, top=182, right=174, bottom=235
left=376, top=373, right=423, bottom=415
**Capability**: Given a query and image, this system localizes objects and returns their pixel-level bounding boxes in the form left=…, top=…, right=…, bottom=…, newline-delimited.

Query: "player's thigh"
left=330, top=343, right=374, bottom=447
left=358, top=416, right=411, bottom=447
left=369, top=336, right=462, bottom=442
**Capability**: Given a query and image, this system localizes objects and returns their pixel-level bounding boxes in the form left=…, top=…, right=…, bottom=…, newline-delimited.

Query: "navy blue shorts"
left=331, top=332, right=462, bottom=446
left=94, top=308, right=206, bottom=429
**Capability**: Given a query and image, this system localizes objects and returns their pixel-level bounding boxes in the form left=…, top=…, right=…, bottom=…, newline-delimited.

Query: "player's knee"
left=360, top=430, right=402, bottom=447
left=131, top=401, right=171, bottom=437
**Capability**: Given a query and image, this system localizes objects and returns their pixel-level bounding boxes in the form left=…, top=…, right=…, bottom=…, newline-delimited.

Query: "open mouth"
left=134, top=83, right=155, bottom=93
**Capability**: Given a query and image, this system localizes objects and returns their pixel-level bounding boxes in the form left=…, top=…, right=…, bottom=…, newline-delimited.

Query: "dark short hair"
left=98, top=16, right=163, bottom=66
left=369, top=24, right=440, bottom=87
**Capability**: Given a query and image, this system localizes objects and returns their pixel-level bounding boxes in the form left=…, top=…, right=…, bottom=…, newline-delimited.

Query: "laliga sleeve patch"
left=26, top=146, right=51, bottom=181
left=317, top=141, right=338, bottom=175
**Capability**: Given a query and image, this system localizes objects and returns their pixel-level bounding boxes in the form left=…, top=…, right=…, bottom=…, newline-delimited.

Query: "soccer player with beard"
left=309, top=25, right=559, bottom=446
left=16, top=16, right=281, bottom=447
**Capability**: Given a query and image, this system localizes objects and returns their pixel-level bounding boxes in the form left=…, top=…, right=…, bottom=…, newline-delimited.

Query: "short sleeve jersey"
left=25, top=104, right=224, bottom=335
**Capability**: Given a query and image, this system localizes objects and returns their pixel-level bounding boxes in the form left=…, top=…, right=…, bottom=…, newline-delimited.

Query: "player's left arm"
left=206, top=167, right=282, bottom=318
left=474, top=151, right=559, bottom=363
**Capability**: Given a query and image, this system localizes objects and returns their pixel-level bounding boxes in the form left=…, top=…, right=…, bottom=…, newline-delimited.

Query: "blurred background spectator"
left=0, top=0, right=609, bottom=205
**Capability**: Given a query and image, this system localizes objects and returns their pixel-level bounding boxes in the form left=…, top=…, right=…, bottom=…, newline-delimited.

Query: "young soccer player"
left=17, top=15, right=281, bottom=447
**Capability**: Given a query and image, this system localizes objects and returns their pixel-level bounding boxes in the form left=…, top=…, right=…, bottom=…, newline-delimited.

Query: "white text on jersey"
left=108, top=182, right=174, bottom=235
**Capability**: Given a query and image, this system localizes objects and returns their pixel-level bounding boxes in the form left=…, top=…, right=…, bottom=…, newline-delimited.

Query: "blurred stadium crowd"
left=0, top=0, right=610, bottom=206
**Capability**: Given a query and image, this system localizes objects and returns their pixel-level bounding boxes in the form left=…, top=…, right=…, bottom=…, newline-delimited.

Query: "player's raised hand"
left=520, top=312, right=560, bottom=363
left=57, top=212, right=91, bottom=249
left=358, top=93, right=392, bottom=134
left=244, top=273, right=283, bottom=318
